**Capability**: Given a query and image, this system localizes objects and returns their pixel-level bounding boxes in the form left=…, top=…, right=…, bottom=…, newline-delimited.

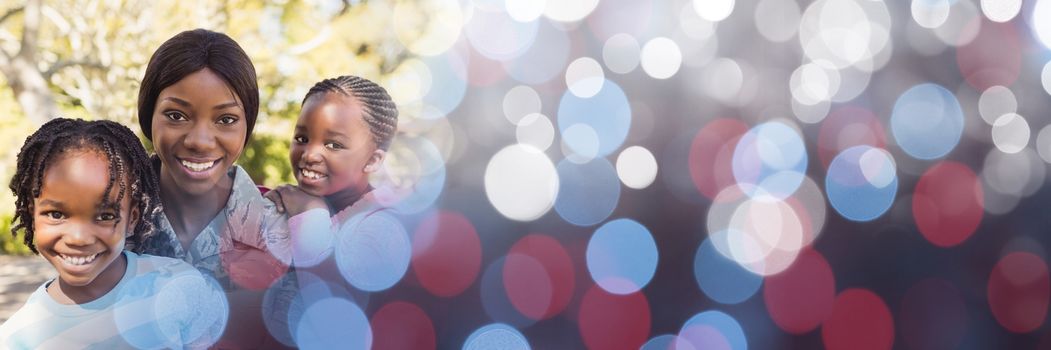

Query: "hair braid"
left=10, top=118, right=163, bottom=254
left=302, top=75, right=399, bottom=151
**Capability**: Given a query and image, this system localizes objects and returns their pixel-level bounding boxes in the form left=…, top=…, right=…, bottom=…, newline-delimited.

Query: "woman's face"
left=151, top=68, right=247, bottom=196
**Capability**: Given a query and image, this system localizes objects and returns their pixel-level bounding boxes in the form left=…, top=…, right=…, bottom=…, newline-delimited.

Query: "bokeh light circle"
left=506, top=0, right=546, bottom=22
left=578, top=285, right=652, bottom=350
left=641, top=37, right=683, bottom=79
left=988, top=252, right=1050, bottom=333
left=464, top=6, right=538, bottom=61
left=826, top=145, right=897, bottom=222
left=555, top=158, right=620, bottom=226
left=678, top=310, right=747, bottom=350
left=503, top=234, right=575, bottom=321
left=692, top=0, right=735, bottom=22
left=891, top=83, right=964, bottom=160
left=1043, top=61, right=1051, bottom=96
left=1037, top=124, right=1051, bottom=163
left=463, top=323, right=531, bottom=350
left=516, top=113, right=555, bottom=151
left=642, top=334, right=694, bottom=350
left=981, top=0, right=1021, bottom=22
left=754, top=0, right=800, bottom=42
left=763, top=248, right=835, bottom=334
left=982, top=148, right=1045, bottom=198
left=913, top=161, right=984, bottom=247
left=544, top=0, right=599, bottom=22
left=393, top=0, right=464, bottom=56
left=485, top=144, right=559, bottom=221
left=978, top=85, right=1017, bottom=125
left=933, top=0, right=980, bottom=47
left=119, top=270, right=228, bottom=349
left=912, top=0, right=950, bottom=28
left=702, top=58, right=744, bottom=103
left=603, top=33, right=641, bottom=74
left=957, top=20, right=1022, bottom=90
left=1038, top=0, right=1051, bottom=49
left=296, top=297, right=371, bottom=350
left=586, top=218, right=659, bottom=294
left=616, top=146, right=658, bottom=189
left=562, top=123, right=601, bottom=163
left=690, top=118, right=749, bottom=200
left=372, top=136, right=446, bottom=214
left=336, top=211, right=412, bottom=292
left=481, top=257, right=539, bottom=328
left=558, top=79, right=632, bottom=158
left=991, top=113, right=1030, bottom=154
left=721, top=197, right=805, bottom=276
left=566, top=57, right=606, bottom=98
left=412, top=211, right=482, bottom=297
left=799, top=0, right=891, bottom=70
left=503, top=85, right=541, bottom=125
left=822, top=289, right=894, bottom=350
left=790, top=60, right=841, bottom=107
left=420, top=52, right=468, bottom=117
left=817, top=106, right=887, bottom=170
left=732, top=121, right=808, bottom=199
left=694, top=237, right=763, bottom=305
left=370, top=301, right=436, bottom=350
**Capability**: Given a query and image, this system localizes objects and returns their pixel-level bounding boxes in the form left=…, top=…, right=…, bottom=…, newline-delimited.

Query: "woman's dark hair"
left=9, top=118, right=163, bottom=254
left=302, top=75, right=399, bottom=151
left=137, top=28, right=259, bottom=145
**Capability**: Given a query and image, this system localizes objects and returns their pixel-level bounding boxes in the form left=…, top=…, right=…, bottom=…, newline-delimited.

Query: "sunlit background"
left=3, top=0, right=1051, bottom=348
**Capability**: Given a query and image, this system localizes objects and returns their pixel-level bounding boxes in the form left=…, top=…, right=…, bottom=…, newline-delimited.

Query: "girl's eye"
left=218, top=115, right=238, bottom=125
left=164, top=111, right=188, bottom=121
left=43, top=211, right=65, bottom=220
left=293, top=136, right=307, bottom=144
left=97, top=213, right=117, bottom=221
left=325, top=142, right=344, bottom=150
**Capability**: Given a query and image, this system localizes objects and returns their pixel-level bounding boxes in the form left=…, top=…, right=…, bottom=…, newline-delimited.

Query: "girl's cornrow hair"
left=9, top=118, right=163, bottom=254
left=302, top=75, right=399, bottom=151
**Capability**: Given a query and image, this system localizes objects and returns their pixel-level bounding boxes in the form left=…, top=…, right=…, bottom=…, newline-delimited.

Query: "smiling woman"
left=135, top=29, right=293, bottom=349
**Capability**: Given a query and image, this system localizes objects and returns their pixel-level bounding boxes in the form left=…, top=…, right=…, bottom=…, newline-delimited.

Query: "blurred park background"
left=3, top=0, right=1051, bottom=349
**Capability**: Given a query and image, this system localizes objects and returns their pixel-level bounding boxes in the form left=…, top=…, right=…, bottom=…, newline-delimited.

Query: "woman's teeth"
left=301, top=169, right=325, bottom=180
left=59, top=253, right=100, bottom=266
left=181, top=159, right=216, bottom=172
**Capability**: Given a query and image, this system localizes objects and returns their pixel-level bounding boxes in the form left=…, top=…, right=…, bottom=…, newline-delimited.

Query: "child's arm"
left=264, top=185, right=337, bottom=267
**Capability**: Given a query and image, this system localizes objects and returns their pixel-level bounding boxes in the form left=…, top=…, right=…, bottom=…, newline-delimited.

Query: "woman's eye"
left=218, top=115, right=238, bottom=125
left=325, top=142, right=343, bottom=150
left=293, top=136, right=307, bottom=144
left=164, top=111, right=187, bottom=121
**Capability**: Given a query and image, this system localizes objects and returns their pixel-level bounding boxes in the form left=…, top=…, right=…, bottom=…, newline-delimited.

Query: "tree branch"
left=17, top=0, right=39, bottom=60
left=44, top=59, right=104, bottom=79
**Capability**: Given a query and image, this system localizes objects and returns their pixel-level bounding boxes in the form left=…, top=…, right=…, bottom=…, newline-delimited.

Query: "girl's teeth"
left=181, top=160, right=215, bottom=172
left=60, top=253, right=99, bottom=266
left=302, top=169, right=324, bottom=179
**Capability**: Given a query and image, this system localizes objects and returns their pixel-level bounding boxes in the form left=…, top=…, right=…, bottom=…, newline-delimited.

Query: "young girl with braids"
left=0, top=118, right=226, bottom=348
left=265, top=75, right=398, bottom=271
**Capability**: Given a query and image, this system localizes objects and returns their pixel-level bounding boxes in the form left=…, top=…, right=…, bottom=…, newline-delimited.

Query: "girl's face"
left=151, top=68, right=247, bottom=196
left=33, top=149, right=137, bottom=293
left=290, top=93, right=384, bottom=199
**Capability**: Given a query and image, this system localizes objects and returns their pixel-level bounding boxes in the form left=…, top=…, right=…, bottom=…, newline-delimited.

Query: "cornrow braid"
left=302, top=75, right=399, bottom=151
left=9, top=118, right=163, bottom=254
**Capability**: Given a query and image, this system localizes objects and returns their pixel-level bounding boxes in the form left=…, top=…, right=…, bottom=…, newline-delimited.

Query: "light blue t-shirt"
left=0, top=251, right=228, bottom=349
